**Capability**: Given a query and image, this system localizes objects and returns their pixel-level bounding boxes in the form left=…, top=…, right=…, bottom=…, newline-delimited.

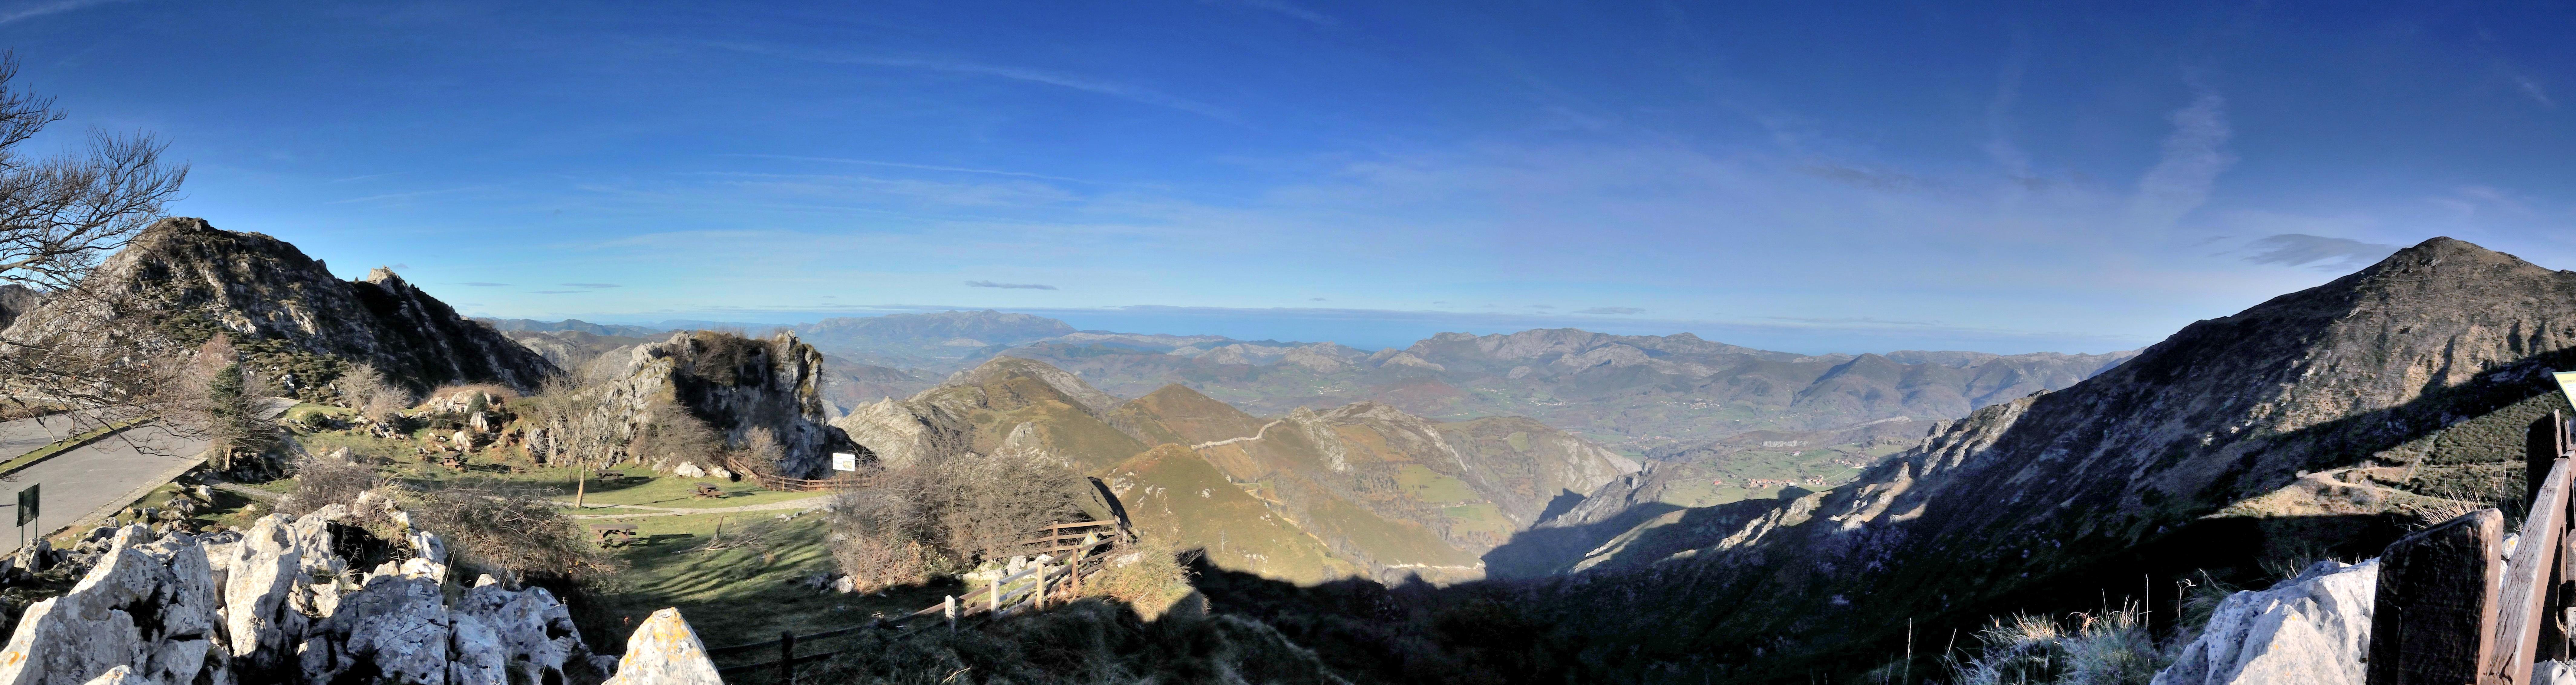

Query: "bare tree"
left=0, top=53, right=188, bottom=291
left=0, top=51, right=189, bottom=426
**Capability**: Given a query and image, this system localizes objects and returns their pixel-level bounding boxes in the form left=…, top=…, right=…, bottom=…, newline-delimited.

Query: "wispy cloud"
left=0, top=0, right=132, bottom=25
left=2512, top=74, right=2555, bottom=108
left=2127, top=90, right=2235, bottom=229
left=718, top=155, right=1106, bottom=184
left=966, top=280, right=1058, bottom=290
left=531, top=290, right=588, bottom=295
left=2241, top=234, right=2399, bottom=271
left=562, top=282, right=621, bottom=288
left=460, top=282, right=512, bottom=287
left=708, top=43, right=1237, bottom=123
left=1578, top=307, right=1645, bottom=315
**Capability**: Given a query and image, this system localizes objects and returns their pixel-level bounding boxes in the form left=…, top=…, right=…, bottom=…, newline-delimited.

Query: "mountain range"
left=487, top=311, right=2132, bottom=457
left=1445, top=236, right=2576, bottom=682
left=832, top=356, right=1643, bottom=583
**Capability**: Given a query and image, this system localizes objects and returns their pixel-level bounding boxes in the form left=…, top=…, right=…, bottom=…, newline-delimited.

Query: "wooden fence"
left=706, top=519, right=1132, bottom=683
left=2367, top=409, right=2574, bottom=685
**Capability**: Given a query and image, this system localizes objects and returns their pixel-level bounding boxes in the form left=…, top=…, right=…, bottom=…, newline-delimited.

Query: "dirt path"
left=560, top=495, right=833, bottom=519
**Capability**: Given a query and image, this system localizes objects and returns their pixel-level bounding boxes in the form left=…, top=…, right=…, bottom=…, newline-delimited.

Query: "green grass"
left=1394, top=464, right=1478, bottom=504
left=0, top=417, right=149, bottom=476
left=580, top=510, right=955, bottom=661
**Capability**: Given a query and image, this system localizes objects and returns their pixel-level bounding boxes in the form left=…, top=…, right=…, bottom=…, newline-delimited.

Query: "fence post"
left=945, top=594, right=957, bottom=632
left=2367, top=507, right=2505, bottom=685
left=2488, top=458, right=2573, bottom=684
left=778, top=630, right=796, bottom=685
left=991, top=576, right=1002, bottom=615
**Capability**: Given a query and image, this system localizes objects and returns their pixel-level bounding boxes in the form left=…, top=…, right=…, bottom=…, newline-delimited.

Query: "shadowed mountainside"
left=1469, top=237, right=2576, bottom=682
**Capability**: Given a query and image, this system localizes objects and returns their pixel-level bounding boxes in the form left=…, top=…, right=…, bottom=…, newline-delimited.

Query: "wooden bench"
left=692, top=482, right=723, bottom=499
left=590, top=524, right=638, bottom=547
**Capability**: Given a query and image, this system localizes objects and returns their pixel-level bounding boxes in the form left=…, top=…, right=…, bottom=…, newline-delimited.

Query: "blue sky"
left=5, top=1, right=2572, bottom=353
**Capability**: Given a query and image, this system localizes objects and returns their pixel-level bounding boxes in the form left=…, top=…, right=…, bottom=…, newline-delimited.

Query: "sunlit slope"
left=1103, top=444, right=1364, bottom=585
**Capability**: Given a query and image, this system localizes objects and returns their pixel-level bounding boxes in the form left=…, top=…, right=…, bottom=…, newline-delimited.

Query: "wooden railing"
left=719, top=455, right=876, bottom=492
left=707, top=519, right=1130, bottom=682
left=2367, top=409, right=2573, bottom=684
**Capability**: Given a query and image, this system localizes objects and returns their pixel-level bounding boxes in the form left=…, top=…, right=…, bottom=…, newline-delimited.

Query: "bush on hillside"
left=406, top=478, right=619, bottom=583
left=278, top=451, right=384, bottom=517
left=332, top=363, right=411, bottom=423
left=1948, top=607, right=2162, bottom=685
left=830, top=451, right=1088, bottom=592
left=626, top=402, right=722, bottom=468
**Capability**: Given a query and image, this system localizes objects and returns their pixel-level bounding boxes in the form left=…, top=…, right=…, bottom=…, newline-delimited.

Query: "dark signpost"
left=10, top=484, right=32, bottom=552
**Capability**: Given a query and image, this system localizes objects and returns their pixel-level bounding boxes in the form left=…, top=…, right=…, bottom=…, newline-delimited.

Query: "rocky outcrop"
left=597, top=609, right=721, bottom=685
left=0, top=218, right=558, bottom=398
left=2154, top=559, right=2380, bottom=685
left=0, top=496, right=605, bottom=685
left=552, top=330, right=860, bottom=477
left=0, top=284, right=40, bottom=331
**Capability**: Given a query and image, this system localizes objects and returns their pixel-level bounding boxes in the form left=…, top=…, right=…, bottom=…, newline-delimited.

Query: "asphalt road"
left=0, top=412, right=98, bottom=461
left=0, top=420, right=206, bottom=555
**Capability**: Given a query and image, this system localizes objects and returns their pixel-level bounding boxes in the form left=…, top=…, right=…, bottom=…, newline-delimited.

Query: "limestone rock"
left=2152, top=559, right=2380, bottom=685
left=673, top=462, right=705, bottom=478
left=0, top=502, right=599, bottom=685
left=0, top=526, right=224, bottom=685
left=600, top=608, right=722, bottom=685
left=545, top=331, right=859, bottom=477
left=74, top=667, right=145, bottom=685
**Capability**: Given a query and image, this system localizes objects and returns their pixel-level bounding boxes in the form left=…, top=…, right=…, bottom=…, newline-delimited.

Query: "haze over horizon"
left=3, top=1, right=2570, bottom=354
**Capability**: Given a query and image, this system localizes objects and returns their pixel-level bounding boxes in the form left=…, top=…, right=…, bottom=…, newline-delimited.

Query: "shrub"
left=278, top=451, right=384, bottom=517
left=1077, top=534, right=1195, bottom=613
left=1948, top=606, right=2162, bottom=685
left=829, top=451, right=1088, bottom=592
left=405, top=478, right=620, bottom=582
left=627, top=402, right=721, bottom=468
left=333, top=363, right=411, bottom=422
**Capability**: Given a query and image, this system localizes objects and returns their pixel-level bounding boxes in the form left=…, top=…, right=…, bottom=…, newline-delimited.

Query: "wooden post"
left=778, top=631, right=796, bottom=685
left=2368, top=507, right=2505, bottom=685
left=990, top=576, right=1001, bottom=614
left=1037, top=572, right=1049, bottom=610
left=945, top=594, right=957, bottom=632
left=2487, top=458, right=2572, bottom=684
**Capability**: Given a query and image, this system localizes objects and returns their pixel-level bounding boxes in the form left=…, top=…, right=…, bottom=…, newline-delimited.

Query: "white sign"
left=832, top=452, right=858, bottom=471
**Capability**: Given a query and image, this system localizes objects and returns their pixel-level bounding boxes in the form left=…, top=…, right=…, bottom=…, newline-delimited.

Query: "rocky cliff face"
left=564, top=331, right=859, bottom=477
left=1506, top=238, right=2576, bottom=681
left=1, top=218, right=557, bottom=398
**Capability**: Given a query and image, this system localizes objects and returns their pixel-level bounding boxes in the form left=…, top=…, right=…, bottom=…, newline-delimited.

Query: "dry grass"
left=1947, top=606, right=2163, bottom=685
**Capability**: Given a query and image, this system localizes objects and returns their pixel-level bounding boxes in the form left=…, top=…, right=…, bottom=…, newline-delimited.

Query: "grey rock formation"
left=560, top=331, right=859, bottom=477
left=2154, top=559, right=2378, bottom=685
left=0, top=218, right=557, bottom=398
left=0, top=496, right=603, bottom=685
left=597, top=608, right=721, bottom=685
